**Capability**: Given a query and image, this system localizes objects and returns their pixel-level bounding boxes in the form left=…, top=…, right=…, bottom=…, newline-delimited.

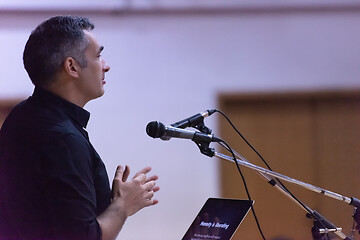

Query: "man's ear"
left=63, top=57, right=80, bottom=78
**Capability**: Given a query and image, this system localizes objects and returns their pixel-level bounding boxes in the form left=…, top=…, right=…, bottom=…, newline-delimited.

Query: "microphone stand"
left=195, top=140, right=357, bottom=240
left=166, top=115, right=359, bottom=239
left=216, top=149, right=359, bottom=239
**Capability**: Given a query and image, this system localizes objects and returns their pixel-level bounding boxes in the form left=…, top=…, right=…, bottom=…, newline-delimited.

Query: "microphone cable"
left=212, top=109, right=331, bottom=240
left=217, top=138, right=267, bottom=240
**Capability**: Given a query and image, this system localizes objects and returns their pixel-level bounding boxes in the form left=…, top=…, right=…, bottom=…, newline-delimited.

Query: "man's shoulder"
left=2, top=96, right=56, bottom=127
left=0, top=97, right=83, bottom=143
left=0, top=98, right=91, bottom=165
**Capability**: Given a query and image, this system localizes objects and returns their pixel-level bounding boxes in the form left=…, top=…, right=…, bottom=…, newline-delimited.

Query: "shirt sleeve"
left=40, top=132, right=102, bottom=240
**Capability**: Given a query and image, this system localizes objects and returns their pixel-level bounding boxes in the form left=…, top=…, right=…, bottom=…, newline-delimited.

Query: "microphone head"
left=146, top=121, right=165, bottom=138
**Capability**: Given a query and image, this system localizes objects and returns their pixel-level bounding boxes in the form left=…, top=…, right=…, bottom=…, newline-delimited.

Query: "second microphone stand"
left=194, top=138, right=357, bottom=240
left=169, top=113, right=359, bottom=239
left=217, top=147, right=351, bottom=239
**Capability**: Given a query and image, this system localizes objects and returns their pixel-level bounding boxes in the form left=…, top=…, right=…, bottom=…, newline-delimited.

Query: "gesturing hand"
left=111, top=165, right=160, bottom=217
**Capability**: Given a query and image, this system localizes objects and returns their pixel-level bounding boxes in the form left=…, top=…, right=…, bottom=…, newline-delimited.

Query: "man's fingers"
left=153, top=185, right=160, bottom=192
left=152, top=199, right=159, bottom=205
left=145, top=175, right=158, bottom=183
left=143, top=180, right=156, bottom=191
left=145, top=198, right=159, bottom=207
left=122, top=165, right=130, bottom=182
left=133, top=173, right=147, bottom=184
left=112, top=165, right=125, bottom=198
left=133, top=166, right=152, bottom=179
left=114, top=165, right=124, bottom=180
left=145, top=190, right=154, bottom=200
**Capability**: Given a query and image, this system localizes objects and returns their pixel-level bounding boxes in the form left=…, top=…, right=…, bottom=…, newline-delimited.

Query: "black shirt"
left=0, top=87, right=111, bottom=240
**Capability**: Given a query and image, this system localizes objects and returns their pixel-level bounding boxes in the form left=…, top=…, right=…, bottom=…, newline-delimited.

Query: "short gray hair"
left=23, top=16, right=95, bottom=87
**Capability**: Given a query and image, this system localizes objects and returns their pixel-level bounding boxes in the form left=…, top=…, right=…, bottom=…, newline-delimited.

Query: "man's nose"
left=103, top=61, right=110, bottom=72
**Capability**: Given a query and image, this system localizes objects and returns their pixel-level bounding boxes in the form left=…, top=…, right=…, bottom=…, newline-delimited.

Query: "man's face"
left=77, top=30, right=110, bottom=102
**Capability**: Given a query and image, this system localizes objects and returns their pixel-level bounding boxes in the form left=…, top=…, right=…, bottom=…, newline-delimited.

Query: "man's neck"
left=42, top=82, right=87, bottom=108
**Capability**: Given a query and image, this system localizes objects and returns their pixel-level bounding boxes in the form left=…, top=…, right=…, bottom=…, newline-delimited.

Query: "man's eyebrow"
left=99, top=46, right=104, bottom=53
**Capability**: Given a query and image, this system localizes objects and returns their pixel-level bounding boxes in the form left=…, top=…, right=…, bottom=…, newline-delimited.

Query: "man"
left=0, top=16, right=159, bottom=240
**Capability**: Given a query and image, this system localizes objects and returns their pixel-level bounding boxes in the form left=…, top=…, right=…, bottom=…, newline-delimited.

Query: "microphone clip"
left=191, top=121, right=212, bottom=135
left=193, top=138, right=215, bottom=157
left=170, top=109, right=216, bottom=134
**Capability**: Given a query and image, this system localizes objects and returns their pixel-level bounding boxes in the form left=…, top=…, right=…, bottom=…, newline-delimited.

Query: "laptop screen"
left=182, top=198, right=253, bottom=240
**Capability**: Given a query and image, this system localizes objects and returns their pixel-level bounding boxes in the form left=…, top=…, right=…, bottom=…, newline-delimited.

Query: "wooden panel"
left=312, top=99, right=360, bottom=230
left=218, top=91, right=360, bottom=240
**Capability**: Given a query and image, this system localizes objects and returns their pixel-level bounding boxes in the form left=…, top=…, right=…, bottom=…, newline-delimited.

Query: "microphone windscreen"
left=146, top=121, right=165, bottom=138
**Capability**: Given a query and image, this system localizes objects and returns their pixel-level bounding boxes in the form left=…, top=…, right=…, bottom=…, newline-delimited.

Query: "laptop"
left=182, top=198, right=253, bottom=240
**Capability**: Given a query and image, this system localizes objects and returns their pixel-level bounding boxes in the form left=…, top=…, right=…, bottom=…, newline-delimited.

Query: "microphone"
left=146, top=121, right=221, bottom=143
left=170, top=109, right=216, bottom=133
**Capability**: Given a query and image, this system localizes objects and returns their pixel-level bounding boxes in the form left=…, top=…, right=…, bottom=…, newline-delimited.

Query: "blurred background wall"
left=0, top=1, right=360, bottom=239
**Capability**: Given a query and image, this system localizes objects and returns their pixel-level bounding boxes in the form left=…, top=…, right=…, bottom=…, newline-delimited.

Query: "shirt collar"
left=32, top=87, right=90, bottom=128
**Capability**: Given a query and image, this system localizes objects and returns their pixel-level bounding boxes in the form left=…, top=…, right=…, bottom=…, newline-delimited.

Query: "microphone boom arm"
left=214, top=150, right=355, bottom=240
left=215, top=151, right=353, bottom=205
